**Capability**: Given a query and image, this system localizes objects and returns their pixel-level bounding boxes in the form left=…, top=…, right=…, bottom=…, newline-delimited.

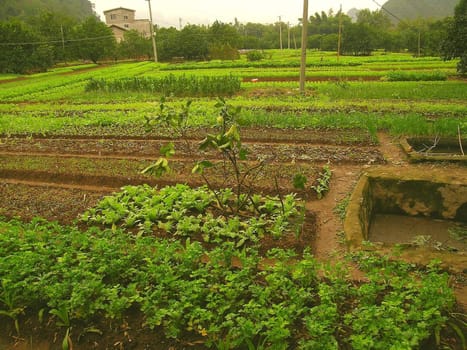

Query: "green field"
left=0, top=51, right=466, bottom=349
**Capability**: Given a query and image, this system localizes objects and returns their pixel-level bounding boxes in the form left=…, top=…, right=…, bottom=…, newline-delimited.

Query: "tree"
left=208, top=21, right=241, bottom=60
left=177, top=25, right=209, bottom=60
left=0, top=20, right=54, bottom=73
left=27, top=10, right=78, bottom=62
left=157, top=27, right=180, bottom=61
left=342, top=22, right=374, bottom=55
left=0, top=0, right=94, bottom=21
left=118, top=30, right=152, bottom=60
left=442, top=0, right=467, bottom=74
left=71, top=16, right=116, bottom=63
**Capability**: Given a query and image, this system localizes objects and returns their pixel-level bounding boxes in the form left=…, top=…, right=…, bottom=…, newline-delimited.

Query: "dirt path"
left=307, top=165, right=362, bottom=260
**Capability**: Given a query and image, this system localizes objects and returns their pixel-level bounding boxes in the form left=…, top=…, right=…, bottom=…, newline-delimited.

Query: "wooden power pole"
left=279, top=16, right=283, bottom=50
left=299, top=0, right=308, bottom=94
left=337, top=4, right=342, bottom=62
left=146, top=0, right=158, bottom=63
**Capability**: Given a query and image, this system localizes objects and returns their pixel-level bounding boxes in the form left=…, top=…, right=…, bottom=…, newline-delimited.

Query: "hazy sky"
left=93, top=0, right=380, bottom=27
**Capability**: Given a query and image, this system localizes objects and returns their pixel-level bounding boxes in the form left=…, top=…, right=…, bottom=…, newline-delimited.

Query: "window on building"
left=124, top=15, right=128, bottom=20
left=124, top=24, right=129, bottom=28
left=110, top=14, right=116, bottom=20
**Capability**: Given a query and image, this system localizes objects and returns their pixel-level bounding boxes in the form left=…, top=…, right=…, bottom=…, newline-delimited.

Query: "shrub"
left=246, top=50, right=264, bottom=62
left=208, top=44, right=240, bottom=60
left=384, top=71, right=447, bottom=81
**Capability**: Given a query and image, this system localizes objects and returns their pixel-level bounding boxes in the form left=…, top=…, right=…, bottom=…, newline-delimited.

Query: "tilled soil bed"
left=1, top=128, right=465, bottom=350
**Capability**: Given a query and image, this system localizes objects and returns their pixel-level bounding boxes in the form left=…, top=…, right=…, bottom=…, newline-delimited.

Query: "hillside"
left=0, top=0, right=94, bottom=21
left=382, top=0, right=458, bottom=21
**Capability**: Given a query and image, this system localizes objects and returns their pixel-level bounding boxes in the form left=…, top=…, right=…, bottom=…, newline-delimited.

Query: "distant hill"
left=381, top=0, right=458, bottom=21
left=347, top=8, right=360, bottom=22
left=0, top=0, right=94, bottom=21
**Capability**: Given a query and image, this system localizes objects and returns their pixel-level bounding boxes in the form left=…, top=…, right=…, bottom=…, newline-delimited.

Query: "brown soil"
left=0, top=128, right=465, bottom=349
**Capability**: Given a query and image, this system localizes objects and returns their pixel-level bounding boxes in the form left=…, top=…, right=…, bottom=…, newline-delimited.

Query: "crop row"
left=0, top=214, right=456, bottom=349
left=1, top=106, right=464, bottom=139
left=85, top=75, right=241, bottom=97
left=82, top=184, right=304, bottom=247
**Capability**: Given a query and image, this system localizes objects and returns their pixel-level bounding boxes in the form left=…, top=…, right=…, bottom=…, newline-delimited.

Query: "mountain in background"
left=0, top=0, right=95, bottom=21
left=347, top=8, right=360, bottom=22
left=381, top=0, right=458, bottom=21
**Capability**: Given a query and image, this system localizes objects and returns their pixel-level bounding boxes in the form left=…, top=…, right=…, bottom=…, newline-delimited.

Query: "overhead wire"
left=0, top=34, right=116, bottom=46
left=371, top=0, right=404, bottom=23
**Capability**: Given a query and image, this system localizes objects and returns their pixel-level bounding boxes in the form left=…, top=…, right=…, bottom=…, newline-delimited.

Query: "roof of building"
left=103, top=7, right=135, bottom=14
left=108, top=24, right=129, bottom=31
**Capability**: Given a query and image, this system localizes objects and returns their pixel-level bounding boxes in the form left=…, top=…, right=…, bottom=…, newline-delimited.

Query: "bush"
left=384, top=71, right=447, bottom=81
left=208, top=44, right=240, bottom=60
left=246, top=50, right=264, bottom=61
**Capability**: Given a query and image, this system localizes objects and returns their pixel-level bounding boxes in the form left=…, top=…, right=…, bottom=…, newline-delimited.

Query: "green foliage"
left=81, top=184, right=303, bottom=247
left=209, top=44, right=240, bottom=60
left=385, top=70, right=447, bottom=81
left=71, top=16, right=116, bottom=63
left=442, top=0, right=467, bottom=75
left=0, top=217, right=457, bottom=348
left=246, top=50, right=265, bottom=61
left=0, top=0, right=94, bottom=21
left=334, top=194, right=351, bottom=221
left=118, top=30, right=152, bottom=60
left=85, top=75, right=241, bottom=96
left=293, top=173, right=308, bottom=190
left=311, top=165, right=332, bottom=199
left=0, top=20, right=54, bottom=74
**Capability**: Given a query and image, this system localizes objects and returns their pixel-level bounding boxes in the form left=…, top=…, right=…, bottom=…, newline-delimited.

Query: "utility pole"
left=60, top=25, right=65, bottom=51
left=337, top=4, right=342, bottom=62
left=278, top=16, right=283, bottom=50
left=146, top=0, right=158, bottom=63
left=287, top=22, right=291, bottom=49
left=299, top=0, right=308, bottom=94
left=417, top=30, right=421, bottom=58
left=60, top=25, right=66, bottom=63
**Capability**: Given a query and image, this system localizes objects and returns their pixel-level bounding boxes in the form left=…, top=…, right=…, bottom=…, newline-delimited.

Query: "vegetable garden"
left=0, top=51, right=466, bottom=349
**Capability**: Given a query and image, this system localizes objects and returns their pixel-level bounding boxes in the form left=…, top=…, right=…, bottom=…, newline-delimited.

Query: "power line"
left=0, top=35, right=116, bottom=46
left=371, top=0, right=404, bottom=23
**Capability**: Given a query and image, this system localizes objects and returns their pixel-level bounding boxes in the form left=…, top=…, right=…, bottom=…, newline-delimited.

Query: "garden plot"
left=0, top=54, right=466, bottom=349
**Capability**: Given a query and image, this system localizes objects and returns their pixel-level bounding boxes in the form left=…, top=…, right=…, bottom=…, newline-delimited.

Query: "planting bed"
left=1, top=130, right=465, bottom=350
left=0, top=129, right=384, bottom=210
left=1, top=55, right=466, bottom=349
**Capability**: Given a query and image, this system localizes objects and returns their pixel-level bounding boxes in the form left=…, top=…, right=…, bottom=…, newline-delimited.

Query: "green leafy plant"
left=384, top=70, right=447, bottom=81
left=85, top=75, right=241, bottom=97
left=311, top=165, right=332, bottom=199
left=82, top=184, right=303, bottom=247
left=246, top=50, right=265, bottom=62
left=0, top=279, right=24, bottom=335
left=50, top=306, right=72, bottom=350
left=0, top=217, right=460, bottom=349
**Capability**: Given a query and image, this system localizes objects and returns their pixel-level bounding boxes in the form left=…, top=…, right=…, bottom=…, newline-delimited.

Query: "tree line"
left=0, top=1, right=465, bottom=74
